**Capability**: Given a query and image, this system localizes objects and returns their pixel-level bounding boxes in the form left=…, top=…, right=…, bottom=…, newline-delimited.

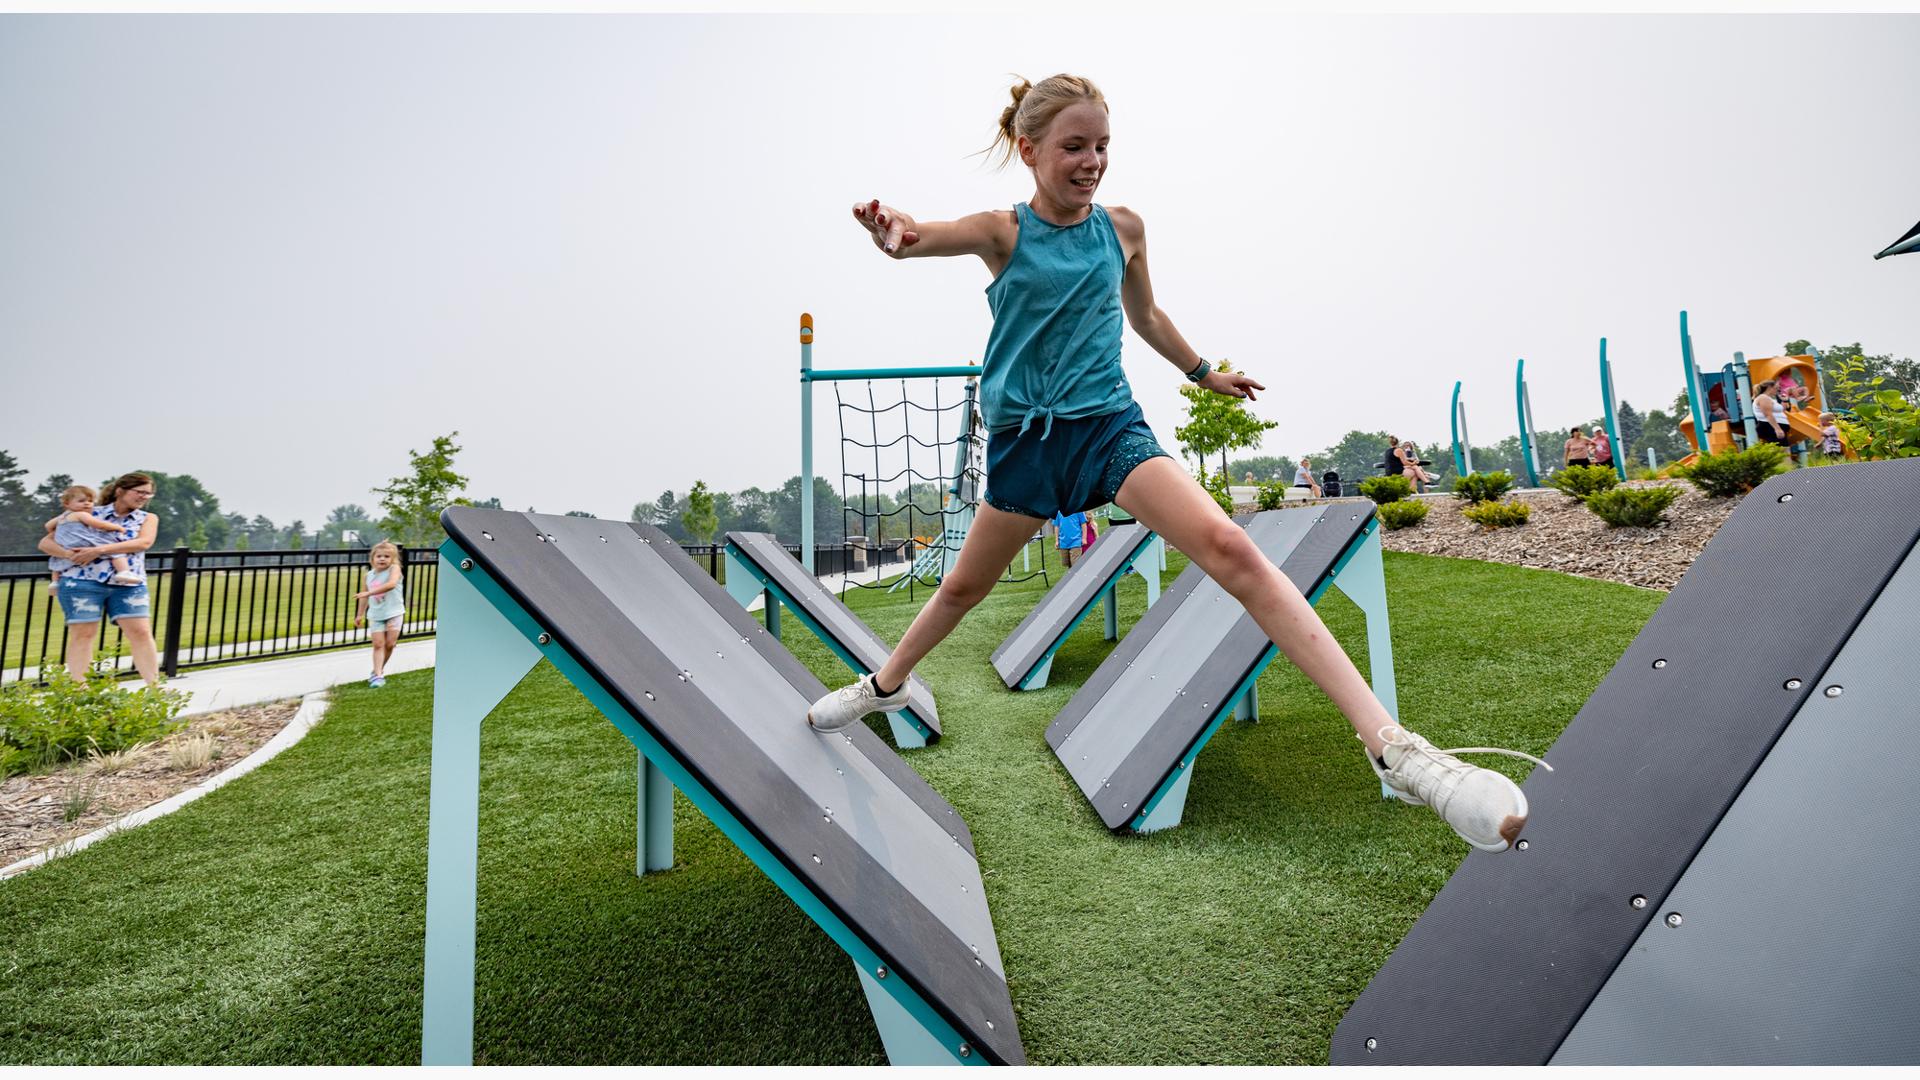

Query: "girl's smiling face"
left=1021, top=101, right=1109, bottom=220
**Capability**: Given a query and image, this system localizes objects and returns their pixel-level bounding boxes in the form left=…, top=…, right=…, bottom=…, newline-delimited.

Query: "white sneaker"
left=1366, top=725, right=1552, bottom=853
left=807, top=673, right=911, bottom=734
left=110, top=572, right=142, bottom=586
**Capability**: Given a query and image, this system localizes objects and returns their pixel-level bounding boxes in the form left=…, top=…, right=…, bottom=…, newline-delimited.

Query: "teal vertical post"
left=1102, top=583, right=1119, bottom=640
left=1732, top=355, right=1759, bottom=450
left=800, top=313, right=815, bottom=573
left=1329, top=527, right=1399, bottom=799
left=1515, top=358, right=1540, bottom=487
left=1680, top=311, right=1709, bottom=456
left=1599, top=339, right=1628, bottom=482
left=1137, top=537, right=1162, bottom=606
left=636, top=754, right=674, bottom=875
left=1451, top=381, right=1473, bottom=477
left=422, top=552, right=544, bottom=1065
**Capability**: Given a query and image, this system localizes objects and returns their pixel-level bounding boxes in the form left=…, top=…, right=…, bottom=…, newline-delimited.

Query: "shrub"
left=1451, top=470, right=1516, bottom=505
left=1376, top=500, right=1430, bottom=530
left=1461, top=499, right=1532, bottom=528
left=1680, top=444, right=1790, bottom=497
left=1585, top=485, right=1682, bottom=528
left=1256, top=478, right=1289, bottom=511
left=0, top=676, right=188, bottom=774
left=1628, top=466, right=1660, bottom=481
left=1550, top=464, right=1620, bottom=502
left=1829, top=357, right=1920, bottom=460
left=1358, top=475, right=1413, bottom=505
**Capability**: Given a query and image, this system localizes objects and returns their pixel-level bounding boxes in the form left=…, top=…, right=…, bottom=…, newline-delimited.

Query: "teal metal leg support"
left=1233, top=683, right=1260, bottom=722
left=637, top=753, right=675, bottom=875
left=1328, top=527, right=1400, bottom=799
left=1134, top=760, right=1194, bottom=834
left=722, top=550, right=762, bottom=610
left=765, top=591, right=781, bottom=640
left=856, top=963, right=973, bottom=1065
left=1138, top=538, right=1162, bottom=606
left=886, top=712, right=928, bottom=750
left=1022, top=654, right=1054, bottom=691
left=1102, top=583, right=1119, bottom=640
left=422, top=554, right=544, bottom=1066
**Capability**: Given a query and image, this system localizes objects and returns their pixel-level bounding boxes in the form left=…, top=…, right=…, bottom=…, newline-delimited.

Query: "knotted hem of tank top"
left=1018, top=404, right=1060, bottom=441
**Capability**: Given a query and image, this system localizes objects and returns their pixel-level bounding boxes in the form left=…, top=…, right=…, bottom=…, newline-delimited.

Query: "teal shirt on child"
left=980, top=203, right=1133, bottom=439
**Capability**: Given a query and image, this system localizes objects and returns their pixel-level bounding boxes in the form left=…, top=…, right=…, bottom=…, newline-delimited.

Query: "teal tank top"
left=980, top=203, right=1133, bottom=438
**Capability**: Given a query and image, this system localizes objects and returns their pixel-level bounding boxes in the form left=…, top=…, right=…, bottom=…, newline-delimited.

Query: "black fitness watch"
left=1185, top=358, right=1211, bottom=384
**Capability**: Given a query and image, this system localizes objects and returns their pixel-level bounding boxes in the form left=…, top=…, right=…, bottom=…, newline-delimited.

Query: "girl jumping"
left=804, top=74, right=1546, bottom=852
left=354, top=540, right=406, bottom=688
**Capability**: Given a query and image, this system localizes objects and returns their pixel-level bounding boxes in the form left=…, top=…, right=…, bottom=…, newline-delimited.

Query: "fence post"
left=162, top=545, right=190, bottom=677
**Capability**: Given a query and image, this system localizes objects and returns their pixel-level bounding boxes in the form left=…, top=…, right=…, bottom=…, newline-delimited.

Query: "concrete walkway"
left=166, top=639, right=437, bottom=716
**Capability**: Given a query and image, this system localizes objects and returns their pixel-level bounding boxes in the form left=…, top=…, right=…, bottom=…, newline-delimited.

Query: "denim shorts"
left=982, top=402, right=1172, bottom=520
left=57, top=577, right=152, bottom=623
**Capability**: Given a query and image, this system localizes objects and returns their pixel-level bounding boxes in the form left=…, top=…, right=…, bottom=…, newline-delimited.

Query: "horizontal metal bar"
left=801, top=366, right=982, bottom=382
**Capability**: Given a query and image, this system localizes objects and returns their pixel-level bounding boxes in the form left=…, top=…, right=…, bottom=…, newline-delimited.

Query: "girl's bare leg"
left=1113, top=457, right=1399, bottom=756
left=871, top=504, right=1045, bottom=691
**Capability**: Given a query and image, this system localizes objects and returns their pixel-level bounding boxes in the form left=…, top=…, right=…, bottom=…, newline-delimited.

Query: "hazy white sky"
left=2, top=14, right=1915, bottom=525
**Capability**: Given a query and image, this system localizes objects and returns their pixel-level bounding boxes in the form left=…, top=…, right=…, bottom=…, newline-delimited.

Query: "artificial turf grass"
left=0, top=550, right=1664, bottom=1065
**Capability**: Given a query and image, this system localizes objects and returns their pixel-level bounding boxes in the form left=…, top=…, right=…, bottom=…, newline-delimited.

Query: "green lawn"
left=0, top=550, right=1662, bottom=1065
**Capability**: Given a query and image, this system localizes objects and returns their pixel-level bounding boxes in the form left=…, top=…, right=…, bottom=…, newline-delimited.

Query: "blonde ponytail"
left=984, top=73, right=1107, bottom=169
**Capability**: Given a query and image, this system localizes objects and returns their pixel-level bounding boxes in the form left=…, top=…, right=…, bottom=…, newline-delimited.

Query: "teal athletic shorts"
left=983, top=402, right=1171, bottom=520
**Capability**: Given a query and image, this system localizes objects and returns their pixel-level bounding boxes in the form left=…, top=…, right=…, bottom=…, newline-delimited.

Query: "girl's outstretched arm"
left=853, top=199, right=1014, bottom=270
left=1110, top=206, right=1264, bottom=401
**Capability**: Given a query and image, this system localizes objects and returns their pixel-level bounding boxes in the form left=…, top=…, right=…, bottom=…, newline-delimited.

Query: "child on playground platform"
left=45, top=485, right=141, bottom=592
left=803, top=74, right=1547, bottom=853
left=354, top=541, right=406, bottom=688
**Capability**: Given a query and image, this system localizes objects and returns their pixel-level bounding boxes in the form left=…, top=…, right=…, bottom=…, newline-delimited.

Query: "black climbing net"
left=833, top=378, right=1051, bottom=601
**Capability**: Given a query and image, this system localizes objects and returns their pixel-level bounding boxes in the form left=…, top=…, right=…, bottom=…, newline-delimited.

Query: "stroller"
left=1321, top=470, right=1343, bottom=498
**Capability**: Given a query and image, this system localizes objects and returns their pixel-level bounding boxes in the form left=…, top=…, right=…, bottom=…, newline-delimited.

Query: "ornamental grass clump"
left=1358, top=475, right=1413, bottom=505
left=1451, top=470, right=1516, bottom=505
left=1550, top=464, right=1620, bottom=502
left=1461, top=500, right=1531, bottom=528
left=1376, top=500, right=1429, bottom=530
left=1681, top=444, right=1790, bottom=497
left=1584, top=485, right=1682, bottom=528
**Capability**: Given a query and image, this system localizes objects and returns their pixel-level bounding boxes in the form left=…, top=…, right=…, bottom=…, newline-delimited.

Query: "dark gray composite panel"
left=1551, top=538, right=1920, bottom=1065
left=991, top=522, right=1155, bottom=689
left=1330, top=460, right=1920, bottom=1066
left=440, top=508, right=1018, bottom=1063
left=1045, top=505, right=1373, bottom=831
left=725, top=531, right=941, bottom=740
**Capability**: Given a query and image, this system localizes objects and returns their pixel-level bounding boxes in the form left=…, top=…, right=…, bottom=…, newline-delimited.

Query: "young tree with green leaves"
left=682, top=481, right=719, bottom=543
left=1174, top=360, right=1278, bottom=479
left=374, top=432, right=470, bottom=548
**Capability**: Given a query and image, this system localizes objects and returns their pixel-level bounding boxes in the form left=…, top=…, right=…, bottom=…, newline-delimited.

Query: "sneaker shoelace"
left=1371, top=726, right=1552, bottom=811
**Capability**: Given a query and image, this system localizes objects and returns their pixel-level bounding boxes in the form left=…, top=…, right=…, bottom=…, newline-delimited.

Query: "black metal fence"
left=2, top=539, right=911, bottom=684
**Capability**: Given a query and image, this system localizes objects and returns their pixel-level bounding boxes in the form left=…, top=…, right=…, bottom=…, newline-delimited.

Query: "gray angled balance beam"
left=1330, top=459, right=1920, bottom=1066
left=722, top=531, right=941, bottom=748
left=991, top=522, right=1163, bottom=691
left=421, top=508, right=1023, bottom=1066
left=1046, top=504, right=1396, bottom=834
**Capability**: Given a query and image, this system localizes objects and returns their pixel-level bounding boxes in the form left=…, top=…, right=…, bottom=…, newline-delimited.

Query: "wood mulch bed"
left=1377, top=482, right=1740, bottom=591
left=0, top=698, right=302, bottom=869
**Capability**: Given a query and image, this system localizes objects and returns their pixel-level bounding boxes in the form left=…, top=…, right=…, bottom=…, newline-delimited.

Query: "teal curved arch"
left=1599, top=338, right=1626, bottom=481
left=1515, top=358, right=1539, bottom=487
